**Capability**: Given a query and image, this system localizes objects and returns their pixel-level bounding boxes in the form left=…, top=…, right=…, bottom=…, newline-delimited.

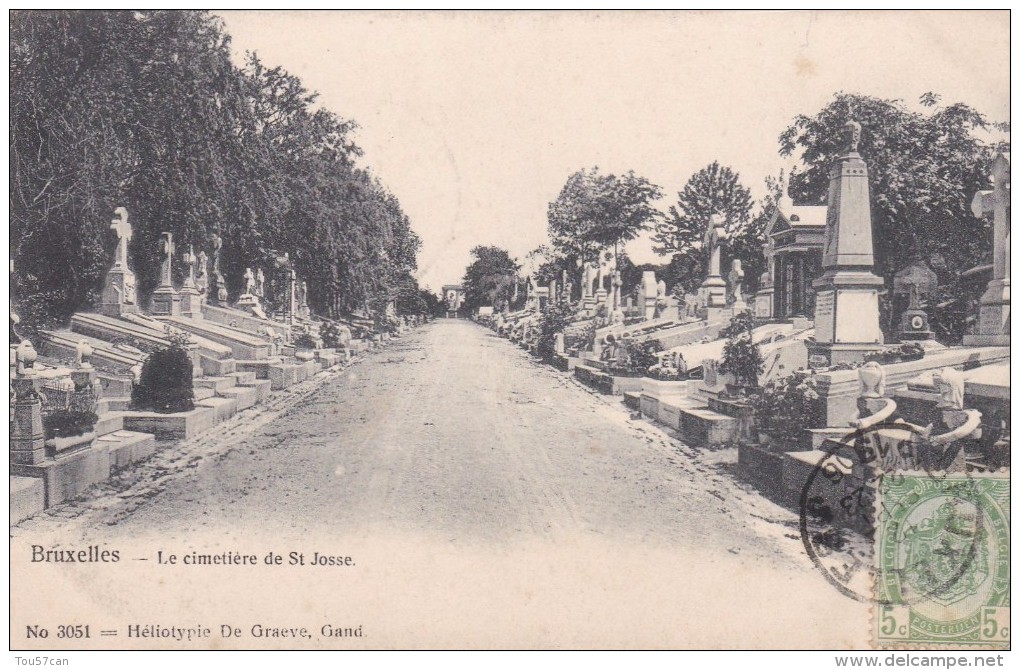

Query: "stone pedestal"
left=150, top=286, right=181, bottom=316
left=179, top=288, right=201, bottom=319
left=754, top=287, right=774, bottom=319
left=595, top=288, right=608, bottom=305
left=699, top=276, right=727, bottom=308
left=100, top=268, right=139, bottom=317
left=964, top=278, right=1009, bottom=346
left=11, top=384, right=46, bottom=466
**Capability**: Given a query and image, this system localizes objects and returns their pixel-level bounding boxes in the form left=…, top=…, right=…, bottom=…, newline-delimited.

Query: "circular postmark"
left=798, top=421, right=986, bottom=605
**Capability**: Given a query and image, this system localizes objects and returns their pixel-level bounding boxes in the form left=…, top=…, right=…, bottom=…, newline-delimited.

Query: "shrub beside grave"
left=131, top=342, right=194, bottom=414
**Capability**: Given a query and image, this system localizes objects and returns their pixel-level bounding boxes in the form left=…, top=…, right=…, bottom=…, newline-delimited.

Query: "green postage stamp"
left=874, top=473, right=1010, bottom=648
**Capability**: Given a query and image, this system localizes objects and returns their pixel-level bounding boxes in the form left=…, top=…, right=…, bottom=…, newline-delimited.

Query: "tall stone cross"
left=965, top=152, right=1010, bottom=344
left=110, top=207, right=132, bottom=269
left=157, top=233, right=175, bottom=288
left=704, top=214, right=729, bottom=278
left=972, top=153, right=1011, bottom=287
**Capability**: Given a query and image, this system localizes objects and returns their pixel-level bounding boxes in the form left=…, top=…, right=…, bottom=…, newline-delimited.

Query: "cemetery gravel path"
left=12, top=319, right=868, bottom=648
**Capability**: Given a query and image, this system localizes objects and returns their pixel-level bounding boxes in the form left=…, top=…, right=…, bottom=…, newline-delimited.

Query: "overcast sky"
left=217, top=10, right=1009, bottom=292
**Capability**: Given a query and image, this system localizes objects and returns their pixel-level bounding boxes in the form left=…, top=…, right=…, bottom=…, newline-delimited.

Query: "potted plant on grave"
left=747, top=373, right=824, bottom=449
left=718, top=312, right=763, bottom=396
left=609, top=338, right=663, bottom=378
left=293, top=331, right=318, bottom=362
left=130, top=329, right=195, bottom=414
left=43, top=378, right=100, bottom=453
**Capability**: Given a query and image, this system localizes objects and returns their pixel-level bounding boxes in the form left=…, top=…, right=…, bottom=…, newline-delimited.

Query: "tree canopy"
left=461, top=245, right=520, bottom=313
left=779, top=91, right=1003, bottom=282
left=11, top=10, right=426, bottom=327
left=547, top=167, right=663, bottom=262
left=653, top=162, right=758, bottom=294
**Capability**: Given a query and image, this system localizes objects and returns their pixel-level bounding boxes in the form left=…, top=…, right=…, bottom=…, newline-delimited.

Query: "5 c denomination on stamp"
left=874, top=473, right=1009, bottom=648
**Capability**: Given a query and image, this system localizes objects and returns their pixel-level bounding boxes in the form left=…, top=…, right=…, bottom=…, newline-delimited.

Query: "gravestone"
left=641, top=271, right=658, bottom=320
left=100, top=207, right=140, bottom=317
left=894, top=262, right=937, bottom=341
left=150, top=232, right=181, bottom=316
left=964, top=153, right=1010, bottom=346
left=807, top=119, right=884, bottom=367
left=754, top=240, right=775, bottom=319
left=699, top=213, right=729, bottom=308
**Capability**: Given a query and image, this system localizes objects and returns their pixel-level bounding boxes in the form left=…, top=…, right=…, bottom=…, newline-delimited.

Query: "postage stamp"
left=873, top=472, right=1010, bottom=648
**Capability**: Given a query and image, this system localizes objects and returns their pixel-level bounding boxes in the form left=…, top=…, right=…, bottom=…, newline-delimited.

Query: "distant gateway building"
left=442, top=284, right=465, bottom=318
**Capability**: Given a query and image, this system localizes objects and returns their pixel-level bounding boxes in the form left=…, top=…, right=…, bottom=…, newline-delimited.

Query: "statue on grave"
left=210, top=234, right=228, bottom=303
left=846, top=117, right=862, bottom=153
left=728, top=259, right=745, bottom=304
left=582, top=261, right=595, bottom=299
left=196, top=250, right=209, bottom=294
left=75, top=339, right=94, bottom=369
left=704, top=214, right=729, bottom=278
left=157, top=233, right=175, bottom=288
left=255, top=269, right=265, bottom=298
left=110, top=207, right=132, bottom=270
left=243, top=268, right=256, bottom=296
left=181, top=245, right=197, bottom=290
left=16, top=340, right=38, bottom=377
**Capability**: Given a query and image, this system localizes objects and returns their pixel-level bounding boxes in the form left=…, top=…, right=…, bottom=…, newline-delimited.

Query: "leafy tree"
left=653, top=162, right=754, bottom=294
left=779, top=92, right=1002, bottom=286
left=462, top=246, right=520, bottom=313
left=548, top=167, right=663, bottom=263
left=654, top=162, right=754, bottom=256
left=10, top=10, right=420, bottom=329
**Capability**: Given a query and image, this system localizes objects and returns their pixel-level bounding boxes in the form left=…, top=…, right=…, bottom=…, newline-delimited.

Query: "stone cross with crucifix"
left=110, top=207, right=132, bottom=270
left=150, top=232, right=181, bottom=316
left=964, top=152, right=1010, bottom=345
left=157, top=232, right=175, bottom=289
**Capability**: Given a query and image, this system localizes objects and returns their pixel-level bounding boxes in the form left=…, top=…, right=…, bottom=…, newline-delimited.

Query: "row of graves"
left=484, top=127, right=1010, bottom=529
left=11, top=207, right=424, bottom=524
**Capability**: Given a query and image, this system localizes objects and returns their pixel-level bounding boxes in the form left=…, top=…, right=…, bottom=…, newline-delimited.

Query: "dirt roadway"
left=11, top=320, right=870, bottom=648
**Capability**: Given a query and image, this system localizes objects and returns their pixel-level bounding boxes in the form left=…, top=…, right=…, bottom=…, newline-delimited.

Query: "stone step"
left=197, top=396, right=239, bottom=423
left=229, top=371, right=258, bottom=386
left=96, top=430, right=158, bottom=473
left=200, top=353, right=237, bottom=376
left=10, top=476, right=45, bottom=525
left=97, top=397, right=132, bottom=413
left=122, top=406, right=218, bottom=441
left=242, top=379, right=273, bottom=404
left=217, top=385, right=260, bottom=412
left=95, top=411, right=127, bottom=436
left=194, top=387, right=217, bottom=402
left=98, top=373, right=134, bottom=397
left=677, top=406, right=739, bottom=449
left=195, top=376, right=238, bottom=392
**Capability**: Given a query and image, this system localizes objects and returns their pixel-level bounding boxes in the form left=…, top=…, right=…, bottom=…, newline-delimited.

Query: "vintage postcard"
left=8, top=10, right=1010, bottom=653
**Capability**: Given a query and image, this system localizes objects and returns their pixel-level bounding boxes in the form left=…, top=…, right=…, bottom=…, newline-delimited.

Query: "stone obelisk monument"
left=807, top=119, right=884, bottom=367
